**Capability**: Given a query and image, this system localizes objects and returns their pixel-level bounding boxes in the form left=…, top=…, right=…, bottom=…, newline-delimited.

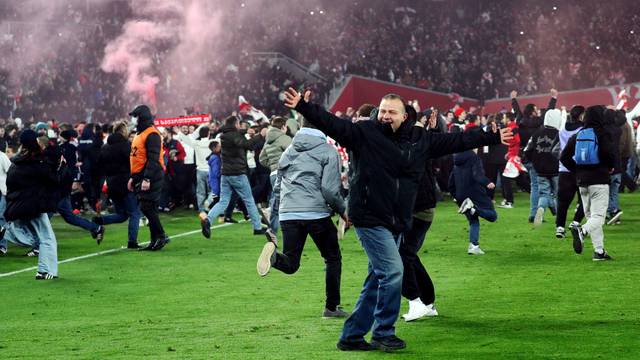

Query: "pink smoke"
left=101, top=20, right=174, bottom=109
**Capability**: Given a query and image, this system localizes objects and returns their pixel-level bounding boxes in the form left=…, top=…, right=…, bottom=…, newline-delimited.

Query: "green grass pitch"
left=1, top=193, right=639, bottom=359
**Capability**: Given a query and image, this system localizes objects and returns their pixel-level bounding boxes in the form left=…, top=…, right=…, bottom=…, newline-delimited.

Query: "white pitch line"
left=0, top=222, right=234, bottom=279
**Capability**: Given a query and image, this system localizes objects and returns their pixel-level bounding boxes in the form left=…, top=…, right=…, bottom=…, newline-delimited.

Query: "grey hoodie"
left=275, top=128, right=346, bottom=218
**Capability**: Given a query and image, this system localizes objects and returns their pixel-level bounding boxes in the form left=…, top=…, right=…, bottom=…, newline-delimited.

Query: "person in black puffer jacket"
left=94, top=121, right=141, bottom=249
left=1, top=130, right=60, bottom=279
left=285, top=89, right=509, bottom=352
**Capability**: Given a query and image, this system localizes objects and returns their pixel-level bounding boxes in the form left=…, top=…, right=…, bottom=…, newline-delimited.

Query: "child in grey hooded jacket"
left=257, top=119, right=349, bottom=318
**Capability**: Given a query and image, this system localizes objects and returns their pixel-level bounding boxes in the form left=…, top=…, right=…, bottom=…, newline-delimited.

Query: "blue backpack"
left=573, top=128, right=600, bottom=165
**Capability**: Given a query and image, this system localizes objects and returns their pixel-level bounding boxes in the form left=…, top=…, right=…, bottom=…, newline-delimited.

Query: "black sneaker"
left=140, top=241, right=156, bottom=251
left=370, top=335, right=406, bottom=352
left=606, top=210, right=623, bottom=225
left=0, top=246, right=7, bottom=255
left=152, top=235, right=170, bottom=251
left=336, top=339, right=373, bottom=351
left=201, top=217, right=211, bottom=239
left=92, top=226, right=105, bottom=245
left=528, top=216, right=534, bottom=223
left=223, top=217, right=238, bottom=224
left=323, top=306, right=350, bottom=318
left=35, top=272, right=57, bottom=280
left=25, top=248, right=39, bottom=257
left=592, top=251, right=613, bottom=261
left=253, top=228, right=268, bottom=235
left=127, top=242, right=140, bottom=249
left=571, top=225, right=584, bottom=254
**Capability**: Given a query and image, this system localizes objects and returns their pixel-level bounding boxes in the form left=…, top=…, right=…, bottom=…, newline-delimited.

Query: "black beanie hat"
left=129, top=105, right=154, bottom=122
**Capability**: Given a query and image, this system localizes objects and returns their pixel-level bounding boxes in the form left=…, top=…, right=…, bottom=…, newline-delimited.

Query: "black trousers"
left=400, top=217, right=435, bottom=305
left=139, top=199, right=166, bottom=241
left=274, top=217, right=342, bottom=310
left=484, top=163, right=514, bottom=203
left=556, top=172, right=585, bottom=228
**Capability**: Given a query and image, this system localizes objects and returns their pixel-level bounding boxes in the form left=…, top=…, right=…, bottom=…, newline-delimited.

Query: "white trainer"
left=257, top=241, right=276, bottom=277
left=458, top=198, right=474, bottom=214
left=533, top=207, right=544, bottom=226
left=468, top=244, right=485, bottom=255
left=402, top=299, right=438, bottom=322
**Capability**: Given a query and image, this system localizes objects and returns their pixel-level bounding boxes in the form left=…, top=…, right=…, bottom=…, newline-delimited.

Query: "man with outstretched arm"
left=283, top=88, right=512, bottom=352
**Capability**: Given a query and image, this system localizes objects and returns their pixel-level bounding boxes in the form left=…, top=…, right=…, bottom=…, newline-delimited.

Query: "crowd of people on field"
left=2, top=0, right=640, bottom=127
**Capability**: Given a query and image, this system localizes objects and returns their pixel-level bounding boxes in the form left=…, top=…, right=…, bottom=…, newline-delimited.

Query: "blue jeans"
left=268, top=174, right=279, bottom=233
left=608, top=173, right=622, bottom=214
left=3, top=213, right=58, bottom=276
left=100, top=192, right=141, bottom=244
left=0, top=194, right=6, bottom=228
left=537, top=175, right=558, bottom=210
left=206, top=175, right=262, bottom=230
left=196, top=170, right=210, bottom=213
left=524, top=163, right=539, bottom=218
left=340, top=226, right=403, bottom=341
left=465, top=206, right=498, bottom=245
left=57, top=196, right=99, bottom=233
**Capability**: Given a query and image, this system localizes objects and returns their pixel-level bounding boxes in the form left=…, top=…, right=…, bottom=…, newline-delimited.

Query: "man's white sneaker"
left=533, top=207, right=544, bottom=226
left=458, top=198, right=474, bottom=214
left=468, top=244, right=485, bottom=255
left=555, top=226, right=565, bottom=239
left=402, top=300, right=438, bottom=322
left=257, top=241, right=276, bottom=277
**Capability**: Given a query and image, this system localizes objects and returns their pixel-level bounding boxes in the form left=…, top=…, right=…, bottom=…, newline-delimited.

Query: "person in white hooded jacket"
left=524, top=108, right=562, bottom=227
left=174, top=124, right=213, bottom=213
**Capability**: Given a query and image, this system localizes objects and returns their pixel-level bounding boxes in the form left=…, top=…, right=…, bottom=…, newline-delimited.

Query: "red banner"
left=154, top=114, right=211, bottom=127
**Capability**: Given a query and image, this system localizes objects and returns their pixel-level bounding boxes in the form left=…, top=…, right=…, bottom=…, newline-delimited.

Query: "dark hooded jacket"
left=219, top=125, right=263, bottom=176
left=448, top=150, right=493, bottom=210
left=4, top=151, right=60, bottom=221
left=130, top=105, right=163, bottom=201
left=98, top=132, right=131, bottom=200
left=295, top=100, right=501, bottom=233
left=560, top=106, right=616, bottom=186
left=512, top=96, right=557, bottom=153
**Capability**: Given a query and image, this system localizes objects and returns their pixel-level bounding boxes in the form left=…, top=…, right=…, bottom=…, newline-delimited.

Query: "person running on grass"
left=284, top=88, right=512, bottom=352
left=449, top=134, right=497, bottom=255
left=256, top=116, right=349, bottom=319
left=560, top=106, right=616, bottom=261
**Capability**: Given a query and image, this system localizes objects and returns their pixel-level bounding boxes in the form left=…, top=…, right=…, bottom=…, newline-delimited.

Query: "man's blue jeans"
left=608, top=173, right=622, bottom=214
left=100, top=192, right=141, bottom=245
left=196, top=170, right=210, bottom=213
left=57, top=196, right=99, bottom=233
left=3, top=213, right=58, bottom=276
left=340, top=226, right=403, bottom=342
left=524, top=163, right=539, bottom=218
left=537, top=175, right=558, bottom=210
left=465, top=206, right=498, bottom=246
left=206, top=175, right=262, bottom=230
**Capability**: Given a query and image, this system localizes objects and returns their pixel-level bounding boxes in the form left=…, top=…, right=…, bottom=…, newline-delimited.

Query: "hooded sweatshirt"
left=559, top=119, right=583, bottom=173
left=524, top=109, right=561, bottom=176
left=276, top=127, right=345, bottom=219
left=448, top=150, right=493, bottom=210
left=259, top=127, right=292, bottom=173
left=560, top=106, right=616, bottom=186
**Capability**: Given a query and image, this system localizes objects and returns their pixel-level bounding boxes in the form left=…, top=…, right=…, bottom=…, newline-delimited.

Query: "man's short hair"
left=271, top=117, right=286, bottom=129
left=224, top=115, right=238, bottom=127
left=301, top=116, right=316, bottom=129
left=381, top=94, right=406, bottom=107
left=357, top=103, right=376, bottom=118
